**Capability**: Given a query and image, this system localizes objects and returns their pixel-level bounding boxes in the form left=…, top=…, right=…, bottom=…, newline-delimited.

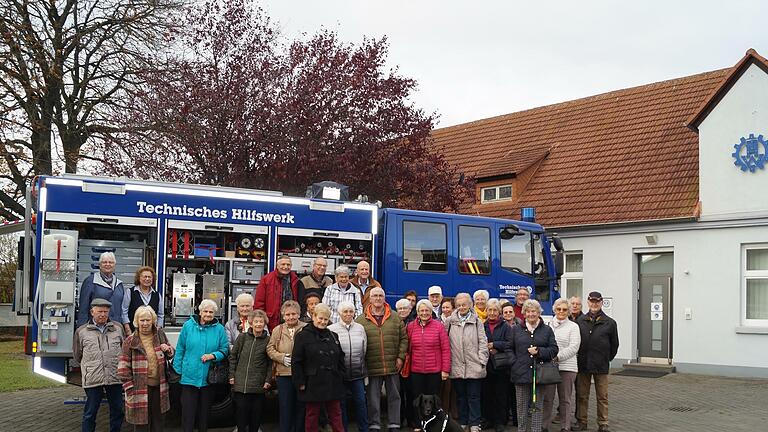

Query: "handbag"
left=491, top=351, right=513, bottom=369
left=158, top=330, right=180, bottom=384
left=207, top=358, right=229, bottom=385
left=400, top=352, right=412, bottom=378
left=535, top=361, right=562, bottom=385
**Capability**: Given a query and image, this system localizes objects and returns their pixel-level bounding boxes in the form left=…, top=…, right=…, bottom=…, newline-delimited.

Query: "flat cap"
left=90, top=298, right=112, bottom=308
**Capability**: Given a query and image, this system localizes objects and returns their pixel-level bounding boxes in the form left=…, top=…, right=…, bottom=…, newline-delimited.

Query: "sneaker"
left=573, top=423, right=589, bottom=431
left=470, top=426, right=482, bottom=432
left=387, top=424, right=401, bottom=431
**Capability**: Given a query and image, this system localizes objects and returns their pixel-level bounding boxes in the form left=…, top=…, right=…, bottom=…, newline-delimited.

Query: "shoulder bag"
left=535, top=361, right=562, bottom=385
left=158, top=329, right=181, bottom=384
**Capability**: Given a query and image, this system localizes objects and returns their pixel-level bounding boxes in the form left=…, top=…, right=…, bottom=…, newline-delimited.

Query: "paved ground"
left=1, top=372, right=766, bottom=431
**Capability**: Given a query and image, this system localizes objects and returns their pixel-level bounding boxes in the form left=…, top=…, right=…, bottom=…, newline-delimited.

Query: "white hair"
left=455, top=292, right=473, bottom=306
left=416, top=299, right=433, bottom=313
left=486, top=298, right=502, bottom=311
left=337, top=301, right=356, bottom=314
left=335, top=265, right=351, bottom=276
left=99, top=252, right=116, bottom=263
left=395, top=298, right=412, bottom=310
left=473, top=290, right=489, bottom=301
left=199, top=299, right=219, bottom=313
left=553, top=298, right=570, bottom=309
left=235, top=293, right=254, bottom=306
left=522, top=299, right=542, bottom=314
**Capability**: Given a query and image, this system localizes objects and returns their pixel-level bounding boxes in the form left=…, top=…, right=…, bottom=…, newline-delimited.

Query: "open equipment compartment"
left=276, top=227, right=373, bottom=278
left=164, top=220, right=269, bottom=326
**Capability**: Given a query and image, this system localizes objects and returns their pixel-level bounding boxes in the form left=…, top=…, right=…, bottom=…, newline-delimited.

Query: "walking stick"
left=529, top=354, right=538, bottom=415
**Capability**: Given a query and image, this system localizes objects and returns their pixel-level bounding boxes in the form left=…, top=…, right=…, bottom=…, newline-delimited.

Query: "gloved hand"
left=283, top=354, right=292, bottom=368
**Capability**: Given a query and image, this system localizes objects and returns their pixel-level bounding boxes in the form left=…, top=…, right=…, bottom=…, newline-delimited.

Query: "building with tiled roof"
left=431, top=50, right=768, bottom=377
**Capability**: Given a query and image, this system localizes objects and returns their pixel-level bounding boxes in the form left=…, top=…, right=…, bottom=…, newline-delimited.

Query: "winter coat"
left=484, top=319, right=514, bottom=375
left=173, top=315, right=229, bottom=388
left=229, top=330, right=271, bottom=394
left=74, top=320, right=125, bottom=388
left=406, top=317, right=451, bottom=374
left=548, top=318, right=581, bottom=373
left=508, top=318, right=559, bottom=384
left=254, top=270, right=301, bottom=332
left=356, top=303, right=408, bottom=377
left=576, top=311, right=619, bottom=374
left=329, top=321, right=368, bottom=380
left=267, top=321, right=307, bottom=376
left=225, top=315, right=248, bottom=349
left=76, top=273, right=126, bottom=326
left=117, top=331, right=171, bottom=425
left=291, top=323, right=346, bottom=402
left=445, top=310, right=489, bottom=379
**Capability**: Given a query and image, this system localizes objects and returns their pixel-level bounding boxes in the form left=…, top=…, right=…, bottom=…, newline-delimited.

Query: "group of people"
left=74, top=253, right=619, bottom=432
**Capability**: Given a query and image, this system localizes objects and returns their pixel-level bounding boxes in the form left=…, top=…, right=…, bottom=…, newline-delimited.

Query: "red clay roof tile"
left=432, top=67, right=735, bottom=227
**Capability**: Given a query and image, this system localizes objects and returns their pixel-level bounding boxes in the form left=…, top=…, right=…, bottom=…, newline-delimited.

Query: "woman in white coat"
left=542, top=298, right=582, bottom=432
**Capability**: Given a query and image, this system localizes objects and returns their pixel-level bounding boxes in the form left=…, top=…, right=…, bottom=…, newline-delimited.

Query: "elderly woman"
left=225, top=293, right=254, bottom=349
left=173, top=299, right=228, bottom=432
left=229, top=309, right=272, bottom=432
left=408, top=299, right=451, bottom=424
left=394, top=297, right=416, bottom=428
left=509, top=299, right=559, bottom=432
left=445, top=292, right=489, bottom=432
left=542, top=298, right=581, bottom=432
left=322, top=266, right=363, bottom=324
left=482, top=299, right=514, bottom=432
left=329, top=301, right=369, bottom=432
left=501, top=301, right=521, bottom=426
left=267, top=300, right=307, bottom=432
left=396, top=298, right=415, bottom=325
left=292, top=303, right=346, bottom=432
left=118, top=306, right=173, bottom=431
left=77, top=251, right=126, bottom=326
left=122, top=266, right=164, bottom=334
left=301, top=292, right=321, bottom=323
left=473, top=290, right=490, bottom=323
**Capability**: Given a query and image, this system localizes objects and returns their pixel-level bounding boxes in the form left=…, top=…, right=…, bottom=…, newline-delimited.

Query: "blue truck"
left=12, top=174, right=563, bottom=421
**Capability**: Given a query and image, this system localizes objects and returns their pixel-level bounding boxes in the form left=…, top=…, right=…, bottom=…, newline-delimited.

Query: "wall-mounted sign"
left=732, top=133, right=767, bottom=173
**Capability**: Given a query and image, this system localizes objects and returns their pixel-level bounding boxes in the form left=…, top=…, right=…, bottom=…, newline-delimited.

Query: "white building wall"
left=699, top=62, right=768, bottom=219
left=561, top=223, right=768, bottom=377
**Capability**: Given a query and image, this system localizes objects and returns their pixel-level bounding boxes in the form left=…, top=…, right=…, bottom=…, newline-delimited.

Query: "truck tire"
left=207, top=383, right=235, bottom=427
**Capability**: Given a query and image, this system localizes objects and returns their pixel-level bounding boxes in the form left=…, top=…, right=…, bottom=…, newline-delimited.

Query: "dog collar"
left=421, top=410, right=448, bottom=432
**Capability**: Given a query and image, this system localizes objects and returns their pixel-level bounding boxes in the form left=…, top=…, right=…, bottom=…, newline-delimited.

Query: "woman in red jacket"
left=406, top=299, right=451, bottom=429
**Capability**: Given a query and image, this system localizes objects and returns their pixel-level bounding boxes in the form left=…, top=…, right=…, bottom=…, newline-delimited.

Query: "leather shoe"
left=572, top=423, right=589, bottom=431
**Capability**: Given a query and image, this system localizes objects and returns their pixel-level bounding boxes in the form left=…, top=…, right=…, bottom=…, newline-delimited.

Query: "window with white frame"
left=563, top=251, right=584, bottom=302
left=743, top=245, right=768, bottom=326
left=481, top=185, right=513, bottom=203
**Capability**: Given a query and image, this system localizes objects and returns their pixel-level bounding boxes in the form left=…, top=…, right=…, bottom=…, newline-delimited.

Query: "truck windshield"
left=500, top=229, right=533, bottom=275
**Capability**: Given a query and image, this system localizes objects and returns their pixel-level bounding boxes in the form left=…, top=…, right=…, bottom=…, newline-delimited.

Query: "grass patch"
left=0, top=340, right=66, bottom=392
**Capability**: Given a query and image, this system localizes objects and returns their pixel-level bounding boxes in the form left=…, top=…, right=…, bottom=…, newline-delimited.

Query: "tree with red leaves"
left=103, top=0, right=473, bottom=211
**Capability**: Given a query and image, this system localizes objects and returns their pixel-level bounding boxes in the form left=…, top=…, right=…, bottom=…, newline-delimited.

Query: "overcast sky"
left=261, top=0, right=767, bottom=128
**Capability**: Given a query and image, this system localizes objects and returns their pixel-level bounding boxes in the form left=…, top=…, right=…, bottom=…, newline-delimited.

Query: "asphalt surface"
left=1, top=372, right=766, bottom=431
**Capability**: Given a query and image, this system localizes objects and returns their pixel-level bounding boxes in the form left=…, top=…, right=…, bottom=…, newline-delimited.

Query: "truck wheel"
left=207, top=383, right=235, bottom=427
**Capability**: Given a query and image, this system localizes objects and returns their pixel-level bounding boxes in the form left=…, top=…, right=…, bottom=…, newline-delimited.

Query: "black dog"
left=414, top=394, right=464, bottom=432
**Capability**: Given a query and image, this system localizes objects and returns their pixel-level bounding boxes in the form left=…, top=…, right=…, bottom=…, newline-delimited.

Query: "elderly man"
left=255, top=255, right=304, bottom=331
left=322, top=265, right=363, bottom=324
left=512, top=287, right=530, bottom=321
left=569, top=296, right=584, bottom=322
left=77, top=252, right=126, bottom=327
left=300, top=256, right=333, bottom=300
left=74, top=298, right=126, bottom=432
left=574, top=291, right=619, bottom=432
left=350, top=260, right=381, bottom=308
left=356, top=287, right=408, bottom=432
left=428, top=285, right=443, bottom=317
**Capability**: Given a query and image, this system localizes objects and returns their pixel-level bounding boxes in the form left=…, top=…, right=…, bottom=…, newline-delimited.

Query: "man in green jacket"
left=356, top=287, right=408, bottom=431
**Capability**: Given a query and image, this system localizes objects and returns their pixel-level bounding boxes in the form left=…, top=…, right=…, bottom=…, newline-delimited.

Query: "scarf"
left=487, top=318, right=500, bottom=334
left=474, top=306, right=487, bottom=322
left=550, top=317, right=568, bottom=329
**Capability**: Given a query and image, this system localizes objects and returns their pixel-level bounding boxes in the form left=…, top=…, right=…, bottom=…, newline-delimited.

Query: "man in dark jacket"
left=574, top=291, right=619, bottom=432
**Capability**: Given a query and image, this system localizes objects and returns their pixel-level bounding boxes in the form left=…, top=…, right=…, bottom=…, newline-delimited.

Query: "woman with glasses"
left=542, top=298, right=581, bottom=432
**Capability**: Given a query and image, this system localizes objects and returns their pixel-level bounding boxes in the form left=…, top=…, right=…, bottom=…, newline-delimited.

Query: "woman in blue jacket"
left=173, top=299, right=229, bottom=432
left=509, top=299, right=558, bottom=432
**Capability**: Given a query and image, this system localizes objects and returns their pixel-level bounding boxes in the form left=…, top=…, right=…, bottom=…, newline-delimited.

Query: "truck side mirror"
left=554, top=250, right=564, bottom=278
left=500, top=225, right=522, bottom=240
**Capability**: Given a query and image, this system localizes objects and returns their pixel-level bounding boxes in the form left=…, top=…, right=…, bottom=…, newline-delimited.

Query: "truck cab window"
left=459, top=225, right=490, bottom=275
left=403, top=221, right=447, bottom=272
left=500, top=230, right=532, bottom=275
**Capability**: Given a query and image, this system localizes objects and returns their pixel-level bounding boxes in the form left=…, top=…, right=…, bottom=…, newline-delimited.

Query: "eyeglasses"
left=588, top=299, right=602, bottom=303
left=554, top=307, right=569, bottom=311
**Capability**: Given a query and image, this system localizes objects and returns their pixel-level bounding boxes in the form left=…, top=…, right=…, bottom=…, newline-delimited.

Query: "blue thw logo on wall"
left=732, top=134, right=767, bottom=173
